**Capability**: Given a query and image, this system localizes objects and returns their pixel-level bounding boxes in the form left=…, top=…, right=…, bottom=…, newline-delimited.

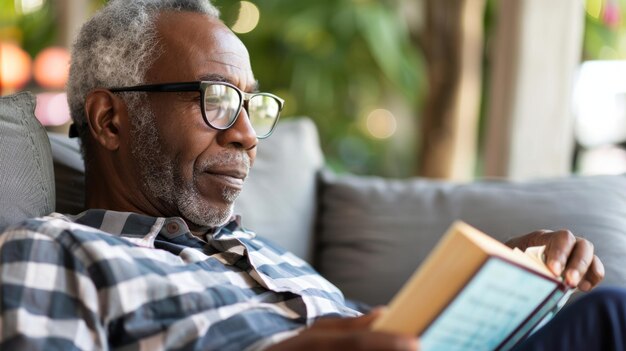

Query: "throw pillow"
left=0, top=92, right=55, bottom=230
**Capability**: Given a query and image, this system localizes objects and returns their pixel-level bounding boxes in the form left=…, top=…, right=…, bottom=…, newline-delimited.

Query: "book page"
left=419, top=257, right=558, bottom=351
left=512, top=245, right=554, bottom=278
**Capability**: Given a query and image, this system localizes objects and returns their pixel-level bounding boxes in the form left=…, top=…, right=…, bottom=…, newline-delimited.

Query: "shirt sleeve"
left=0, top=222, right=107, bottom=350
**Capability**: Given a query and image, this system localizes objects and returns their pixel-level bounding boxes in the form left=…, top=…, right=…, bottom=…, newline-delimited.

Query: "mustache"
left=195, top=151, right=251, bottom=176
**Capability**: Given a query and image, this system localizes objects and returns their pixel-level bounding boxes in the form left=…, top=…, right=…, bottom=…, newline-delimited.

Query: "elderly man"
left=0, top=0, right=623, bottom=350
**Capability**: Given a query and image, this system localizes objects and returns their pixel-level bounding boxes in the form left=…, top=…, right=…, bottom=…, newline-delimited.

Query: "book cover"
left=371, top=221, right=571, bottom=351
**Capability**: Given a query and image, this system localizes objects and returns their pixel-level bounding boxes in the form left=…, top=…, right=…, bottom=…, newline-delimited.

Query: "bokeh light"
left=603, top=1, right=621, bottom=28
left=579, top=146, right=626, bottom=175
left=585, top=0, right=602, bottom=20
left=16, top=0, right=46, bottom=14
left=574, top=61, right=626, bottom=147
left=232, top=1, right=260, bottom=34
left=34, top=47, right=70, bottom=89
left=0, top=42, right=32, bottom=90
left=34, top=92, right=71, bottom=126
left=366, top=108, right=397, bottom=139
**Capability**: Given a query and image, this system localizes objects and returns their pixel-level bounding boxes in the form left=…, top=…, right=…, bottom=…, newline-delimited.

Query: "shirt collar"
left=65, top=209, right=254, bottom=246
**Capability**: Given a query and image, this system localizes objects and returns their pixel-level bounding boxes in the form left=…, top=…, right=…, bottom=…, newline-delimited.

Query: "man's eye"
left=205, top=95, right=224, bottom=109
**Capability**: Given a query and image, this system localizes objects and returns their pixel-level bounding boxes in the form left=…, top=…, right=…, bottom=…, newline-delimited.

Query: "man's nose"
left=216, top=108, right=258, bottom=150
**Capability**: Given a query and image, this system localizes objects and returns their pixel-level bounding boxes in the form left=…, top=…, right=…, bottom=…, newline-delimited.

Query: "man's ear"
left=84, top=89, right=127, bottom=151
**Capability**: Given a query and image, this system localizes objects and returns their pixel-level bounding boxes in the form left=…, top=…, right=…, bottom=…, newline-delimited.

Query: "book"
left=371, top=221, right=573, bottom=351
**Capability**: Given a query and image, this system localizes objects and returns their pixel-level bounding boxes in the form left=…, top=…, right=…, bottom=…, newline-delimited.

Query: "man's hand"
left=505, top=229, right=605, bottom=291
left=266, top=309, right=419, bottom=351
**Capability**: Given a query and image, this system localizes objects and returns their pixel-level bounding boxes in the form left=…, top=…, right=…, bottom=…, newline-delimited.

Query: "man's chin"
left=178, top=199, right=235, bottom=229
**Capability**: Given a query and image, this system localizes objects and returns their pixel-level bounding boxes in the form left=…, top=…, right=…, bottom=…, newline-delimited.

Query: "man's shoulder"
left=0, top=213, right=132, bottom=248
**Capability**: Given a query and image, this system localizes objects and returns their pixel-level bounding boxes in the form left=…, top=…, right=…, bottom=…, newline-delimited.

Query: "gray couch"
left=2, top=91, right=626, bottom=308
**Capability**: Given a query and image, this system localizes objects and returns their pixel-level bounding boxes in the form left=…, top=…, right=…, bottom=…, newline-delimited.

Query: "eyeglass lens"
left=204, top=85, right=240, bottom=129
left=203, top=84, right=279, bottom=137
left=248, top=95, right=280, bottom=137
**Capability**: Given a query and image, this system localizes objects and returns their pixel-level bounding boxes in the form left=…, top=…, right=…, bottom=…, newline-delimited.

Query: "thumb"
left=312, top=306, right=388, bottom=331
left=355, top=306, right=388, bottom=327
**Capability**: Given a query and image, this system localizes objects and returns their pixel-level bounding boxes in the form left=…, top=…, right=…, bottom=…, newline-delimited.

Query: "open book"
left=371, top=221, right=573, bottom=351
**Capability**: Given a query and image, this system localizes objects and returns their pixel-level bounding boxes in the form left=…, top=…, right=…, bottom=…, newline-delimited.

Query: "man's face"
left=128, top=11, right=258, bottom=230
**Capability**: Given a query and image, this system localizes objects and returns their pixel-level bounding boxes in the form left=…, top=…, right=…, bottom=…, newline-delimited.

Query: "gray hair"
left=67, top=0, right=219, bottom=158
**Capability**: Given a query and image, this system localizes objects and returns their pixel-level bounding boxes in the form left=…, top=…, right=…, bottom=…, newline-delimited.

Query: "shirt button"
left=166, top=221, right=180, bottom=234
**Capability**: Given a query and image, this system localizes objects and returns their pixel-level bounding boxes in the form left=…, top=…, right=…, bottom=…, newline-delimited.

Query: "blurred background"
left=1, top=0, right=625, bottom=180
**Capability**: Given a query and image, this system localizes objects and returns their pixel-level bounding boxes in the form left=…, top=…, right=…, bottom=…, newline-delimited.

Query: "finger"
left=563, top=238, right=594, bottom=287
left=268, top=330, right=419, bottom=351
left=543, top=230, right=577, bottom=276
left=578, top=255, right=605, bottom=291
left=331, top=331, right=419, bottom=351
left=312, top=308, right=386, bottom=331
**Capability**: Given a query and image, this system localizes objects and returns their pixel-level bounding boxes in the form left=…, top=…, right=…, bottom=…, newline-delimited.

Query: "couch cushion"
left=0, top=92, right=55, bottom=230
left=316, top=171, right=626, bottom=306
left=235, top=117, right=324, bottom=263
left=48, top=132, right=85, bottom=214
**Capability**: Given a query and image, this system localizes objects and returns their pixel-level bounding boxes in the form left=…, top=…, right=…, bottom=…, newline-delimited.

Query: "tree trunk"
left=417, top=0, right=485, bottom=180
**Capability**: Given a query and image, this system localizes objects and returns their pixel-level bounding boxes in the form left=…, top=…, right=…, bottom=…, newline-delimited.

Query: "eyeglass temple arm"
left=108, top=82, right=202, bottom=93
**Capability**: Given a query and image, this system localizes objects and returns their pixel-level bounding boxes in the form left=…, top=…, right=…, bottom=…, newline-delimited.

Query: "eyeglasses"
left=109, top=81, right=284, bottom=139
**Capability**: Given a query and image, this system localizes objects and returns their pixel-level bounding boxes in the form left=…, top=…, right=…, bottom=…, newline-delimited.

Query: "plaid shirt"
left=0, top=210, right=359, bottom=350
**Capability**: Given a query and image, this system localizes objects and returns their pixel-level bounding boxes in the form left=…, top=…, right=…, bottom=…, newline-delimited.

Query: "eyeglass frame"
left=107, top=81, right=285, bottom=139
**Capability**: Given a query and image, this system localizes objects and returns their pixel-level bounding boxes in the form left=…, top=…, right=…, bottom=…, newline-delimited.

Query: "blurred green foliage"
left=214, top=0, right=425, bottom=176
left=0, top=0, right=57, bottom=57
left=584, top=0, right=626, bottom=59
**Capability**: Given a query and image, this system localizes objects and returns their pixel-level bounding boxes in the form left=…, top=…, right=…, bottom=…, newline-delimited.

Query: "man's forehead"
left=153, top=11, right=255, bottom=90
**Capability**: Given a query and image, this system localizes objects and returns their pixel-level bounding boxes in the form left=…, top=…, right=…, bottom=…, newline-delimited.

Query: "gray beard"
left=127, top=96, right=248, bottom=228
